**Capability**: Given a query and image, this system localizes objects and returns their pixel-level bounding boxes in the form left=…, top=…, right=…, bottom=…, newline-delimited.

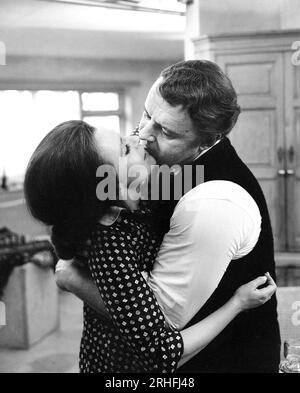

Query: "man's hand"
left=55, top=259, right=78, bottom=292
left=55, top=258, right=112, bottom=322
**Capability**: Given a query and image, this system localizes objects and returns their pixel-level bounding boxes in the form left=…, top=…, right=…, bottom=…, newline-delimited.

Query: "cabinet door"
left=217, top=53, right=285, bottom=250
left=285, top=53, right=300, bottom=251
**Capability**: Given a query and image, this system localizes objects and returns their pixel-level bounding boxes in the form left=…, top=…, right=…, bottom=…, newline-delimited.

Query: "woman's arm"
left=178, top=273, right=276, bottom=367
left=56, top=258, right=276, bottom=370
left=82, top=224, right=184, bottom=373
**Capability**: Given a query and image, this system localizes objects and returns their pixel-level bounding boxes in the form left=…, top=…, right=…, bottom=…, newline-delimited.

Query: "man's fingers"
left=55, top=258, right=74, bottom=272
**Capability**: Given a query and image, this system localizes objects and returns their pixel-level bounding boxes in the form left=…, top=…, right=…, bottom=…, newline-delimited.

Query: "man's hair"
left=159, top=60, right=241, bottom=147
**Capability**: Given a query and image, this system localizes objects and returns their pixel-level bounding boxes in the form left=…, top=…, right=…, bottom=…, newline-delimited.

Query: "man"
left=58, top=60, right=281, bottom=372
left=136, top=60, right=281, bottom=372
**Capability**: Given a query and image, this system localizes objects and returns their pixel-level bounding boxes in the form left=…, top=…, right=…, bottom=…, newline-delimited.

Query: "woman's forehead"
left=94, top=127, right=120, bottom=146
left=93, top=128, right=121, bottom=161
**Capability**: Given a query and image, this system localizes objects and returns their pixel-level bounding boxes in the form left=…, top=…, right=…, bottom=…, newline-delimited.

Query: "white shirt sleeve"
left=144, top=180, right=262, bottom=330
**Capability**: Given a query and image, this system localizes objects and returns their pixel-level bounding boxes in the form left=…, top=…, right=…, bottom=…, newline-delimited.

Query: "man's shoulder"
left=176, top=180, right=261, bottom=225
left=180, top=180, right=253, bottom=204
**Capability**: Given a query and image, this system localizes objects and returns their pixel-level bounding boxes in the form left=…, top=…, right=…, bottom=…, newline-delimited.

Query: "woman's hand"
left=232, top=272, right=277, bottom=312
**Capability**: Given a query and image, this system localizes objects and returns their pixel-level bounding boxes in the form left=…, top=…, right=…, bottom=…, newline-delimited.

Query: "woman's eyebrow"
left=119, top=136, right=125, bottom=154
left=144, top=106, right=150, bottom=117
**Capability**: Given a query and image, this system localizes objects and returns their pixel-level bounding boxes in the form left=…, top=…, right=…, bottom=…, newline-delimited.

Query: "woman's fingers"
left=265, top=272, right=276, bottom=287
left=250, top=275, right=267, bottom=289
left=257, top=272, right=277, bottom=298
left=257, top=283, right=277, bottom=299
left=246, top=273, right=277, bottom=305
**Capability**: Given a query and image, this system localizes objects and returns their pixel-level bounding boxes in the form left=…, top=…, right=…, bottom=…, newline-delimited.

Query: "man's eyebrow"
left=161, top=125, right=177, bottom=134
left=144, top=106, right=186, bottom=135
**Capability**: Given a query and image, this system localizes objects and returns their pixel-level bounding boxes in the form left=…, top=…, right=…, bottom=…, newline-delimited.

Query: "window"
left=81, top=91, right=123, bottom=133
left=0, top=89, right=124, bottom=186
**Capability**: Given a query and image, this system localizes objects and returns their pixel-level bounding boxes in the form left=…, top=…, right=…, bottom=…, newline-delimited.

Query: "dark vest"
left=154, top=137, right=281, bottom=373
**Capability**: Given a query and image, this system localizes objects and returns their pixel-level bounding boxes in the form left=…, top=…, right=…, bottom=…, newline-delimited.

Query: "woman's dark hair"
left=159, top=60, right=241, bottom=147
left=24, top=120, right=111, bottom=259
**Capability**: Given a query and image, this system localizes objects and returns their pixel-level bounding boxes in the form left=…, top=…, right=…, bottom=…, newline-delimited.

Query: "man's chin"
left=146, top=149, right=175, bottom=166
left=145, top=149, right=159, bottom=162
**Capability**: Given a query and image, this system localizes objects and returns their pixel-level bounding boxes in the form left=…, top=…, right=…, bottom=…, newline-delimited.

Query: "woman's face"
left=93, top=128, right=156, bottom=190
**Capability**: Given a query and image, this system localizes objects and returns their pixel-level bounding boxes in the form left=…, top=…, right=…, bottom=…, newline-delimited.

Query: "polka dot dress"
left=79, top=210, right=184, bottom=373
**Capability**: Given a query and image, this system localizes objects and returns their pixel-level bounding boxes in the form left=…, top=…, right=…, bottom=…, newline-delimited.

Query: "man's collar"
left=192, top=138, right=221, bottom=162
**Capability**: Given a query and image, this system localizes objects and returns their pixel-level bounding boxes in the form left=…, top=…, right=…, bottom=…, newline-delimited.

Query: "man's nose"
left=139, top=123, right=156, bottom=143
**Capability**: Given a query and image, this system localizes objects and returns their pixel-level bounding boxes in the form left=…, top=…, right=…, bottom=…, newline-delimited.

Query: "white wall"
left=195, top=0, right=282, bottom=36
left=185, top=0, right=300, bottom=38
left=185, top=0, right=300, bottom=59
left=0, top=55, right=180, bottom=134
left=0, top=55, right=181, bottom=236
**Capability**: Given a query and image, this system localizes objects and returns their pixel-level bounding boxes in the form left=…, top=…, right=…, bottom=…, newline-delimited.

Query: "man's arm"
left=55, top=260, right=111, bottom=322
left=146, top=181, right=261, bottom=329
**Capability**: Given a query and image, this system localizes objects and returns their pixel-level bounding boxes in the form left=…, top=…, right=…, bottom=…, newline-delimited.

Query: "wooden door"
left=217, top=52, right=285, bottom=251
left=285, top=53, right=300, bottom=251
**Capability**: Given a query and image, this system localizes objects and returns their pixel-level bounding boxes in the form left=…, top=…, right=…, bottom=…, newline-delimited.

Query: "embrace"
left=24, top=60, right=281, bottom=373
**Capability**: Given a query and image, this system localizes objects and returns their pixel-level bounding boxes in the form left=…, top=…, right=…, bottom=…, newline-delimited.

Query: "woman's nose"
left=125, top=135, right=140, bottom=148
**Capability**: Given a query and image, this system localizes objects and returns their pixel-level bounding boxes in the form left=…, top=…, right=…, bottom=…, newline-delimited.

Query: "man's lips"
left=144, top=146, right=157, bottom=164
left=144, top=146, right=153, bottom=157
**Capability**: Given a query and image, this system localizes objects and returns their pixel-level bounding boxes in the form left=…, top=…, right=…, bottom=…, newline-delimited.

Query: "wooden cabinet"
left=193, top=30, right=300, bottom=251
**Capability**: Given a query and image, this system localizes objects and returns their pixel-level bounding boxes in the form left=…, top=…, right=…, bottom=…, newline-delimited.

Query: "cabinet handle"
left=288, top=146, right=295, bottom=163
left=278, top=169, right=286, bottom=176
left=277, top=147, right=284, bottom=163
left=287, top=169, right=295, bottom=176
left=278, top=169, right=295, bottom=176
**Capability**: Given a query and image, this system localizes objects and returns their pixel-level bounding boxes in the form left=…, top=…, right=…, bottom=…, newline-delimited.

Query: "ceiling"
left=0, top=0, right=185, bottom=60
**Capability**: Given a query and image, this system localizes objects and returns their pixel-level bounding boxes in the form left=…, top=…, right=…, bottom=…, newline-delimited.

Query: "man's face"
left=138, top=77, right=201, bottom=166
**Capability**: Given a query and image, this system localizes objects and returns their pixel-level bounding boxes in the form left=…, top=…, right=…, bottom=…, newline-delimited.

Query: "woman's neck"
left=116, top=197, right=140, bottom=212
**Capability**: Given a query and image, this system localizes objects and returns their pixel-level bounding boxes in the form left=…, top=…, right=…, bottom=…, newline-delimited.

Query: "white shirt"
left=143, top=180, right=262, bottom=330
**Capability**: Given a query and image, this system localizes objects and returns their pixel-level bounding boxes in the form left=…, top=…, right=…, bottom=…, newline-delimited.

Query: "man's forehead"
left=145, top=82, right=193, bottom=132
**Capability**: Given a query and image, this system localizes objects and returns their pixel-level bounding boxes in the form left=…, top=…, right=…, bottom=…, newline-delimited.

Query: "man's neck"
left=180, top=139, right=221, bottom=165
left=193, top=139, right=221, bottom=162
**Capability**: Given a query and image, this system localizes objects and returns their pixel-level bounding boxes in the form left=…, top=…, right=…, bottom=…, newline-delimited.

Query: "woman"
left=24, top=120, right=276, bottom=373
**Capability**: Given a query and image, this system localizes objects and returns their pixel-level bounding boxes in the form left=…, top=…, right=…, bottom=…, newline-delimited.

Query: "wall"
left=185, top=0, right=300, bottom=58
left=0, top=55, right=181, bottom=237
left=195, top=0, right=282, bottom=36
left=0, top=55, right=180, bottom=134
